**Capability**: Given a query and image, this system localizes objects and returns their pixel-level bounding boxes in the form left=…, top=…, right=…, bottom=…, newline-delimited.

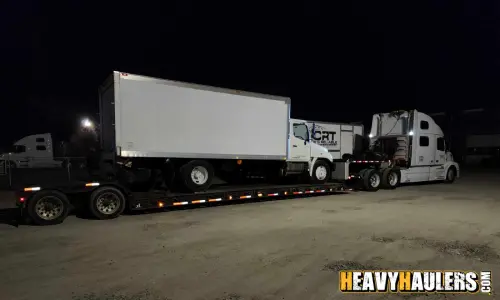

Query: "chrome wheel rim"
left=370, top=173, right=381, bottom=188
left=388, top=172, right=398, bottom=186
left=315, top=166, right=327, bottom=181
left=35, top=196, right=64, bottom=220
left=191, top=166, right=209, bottom=185
left=96, top=192, right=120, bottom=215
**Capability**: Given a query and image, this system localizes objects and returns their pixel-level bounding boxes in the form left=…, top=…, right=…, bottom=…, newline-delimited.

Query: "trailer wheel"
left=381, top=168, right=400, bottom=189
left=180, top=160, right=214, bottom=192
left=89, top=186, right=126, bottom=220
left=27, top=190, right=70, bottom=225
left=311, top=160, right=331, bottom=183
left=362, top=169, right=381, bottom=191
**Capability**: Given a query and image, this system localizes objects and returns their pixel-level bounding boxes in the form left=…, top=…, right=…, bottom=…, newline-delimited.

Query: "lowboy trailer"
left=16, top=180, right=344, bottom=226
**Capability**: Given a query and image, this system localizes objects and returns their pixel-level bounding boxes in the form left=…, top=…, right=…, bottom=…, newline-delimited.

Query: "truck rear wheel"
left=89, top=186, right=126, bottom=220
left=180, top=160, right=214, bottom=192
left=27, top=190, right=70, bottom=225
left=311, top=160, right=331, bottom=184
left=381, top=168, right=400, bottom=189
left=362, top=169, right=381, bottom=191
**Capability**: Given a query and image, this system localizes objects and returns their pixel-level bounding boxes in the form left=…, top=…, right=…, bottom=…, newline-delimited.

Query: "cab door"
left=429, top=136, right=446, bottom=180
left=289, top=122, right=311, bottom=162
left=410, top=133, right=432, bottom=181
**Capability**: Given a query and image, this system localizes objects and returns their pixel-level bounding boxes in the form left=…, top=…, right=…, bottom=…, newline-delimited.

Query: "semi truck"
left=342, top=110, right=460, bottom=190
left=305, top=111, right=460, bottom=191
left=0, top=133, right=64, bottom=169
left=15, top=72, right=346, bottom=225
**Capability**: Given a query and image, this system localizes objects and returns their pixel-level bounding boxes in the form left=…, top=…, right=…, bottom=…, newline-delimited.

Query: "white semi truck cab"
left=349, top=110, right=460, bottom=190
left=0, top=133, right=63, bottom=169
left=347, top=109, right=459, bottom=190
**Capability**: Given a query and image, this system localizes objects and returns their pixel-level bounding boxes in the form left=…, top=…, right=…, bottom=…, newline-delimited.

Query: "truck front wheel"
left=27, top=190, right=70, bottom=225
left=89, top=186, right=126, bottom=220
left=180, top=160, right=214, bottom=192
left=445, top=167, right=456, bottom=184
left=311, top=160, right=331, bottom=184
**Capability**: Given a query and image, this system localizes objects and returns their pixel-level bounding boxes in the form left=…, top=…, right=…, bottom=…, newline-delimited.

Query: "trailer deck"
left=16, top=180, right=345, bottom=225
left=129, top=182, right=344, bottom=210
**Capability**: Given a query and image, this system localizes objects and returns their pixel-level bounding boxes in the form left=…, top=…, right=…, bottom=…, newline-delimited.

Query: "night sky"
left=2, top=1, right=500, bottom=147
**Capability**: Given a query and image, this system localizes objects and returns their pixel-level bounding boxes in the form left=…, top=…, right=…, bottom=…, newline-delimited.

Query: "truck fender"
left=443, top=162, right=459, bottom=179
left=309, top=157, right=334, bottom=178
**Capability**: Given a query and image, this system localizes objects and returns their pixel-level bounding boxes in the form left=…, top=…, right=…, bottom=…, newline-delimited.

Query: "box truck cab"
left=289, top=119, right=335, bottom=181
left=367, top=110, right=459, bottom=185
left=0, top=133, right=62, bottom=169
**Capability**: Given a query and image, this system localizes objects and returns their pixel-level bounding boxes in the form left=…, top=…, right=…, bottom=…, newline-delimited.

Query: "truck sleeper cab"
left=0, top=133, right=63, bottom=169
left=351, top=109, right=459, bottom=190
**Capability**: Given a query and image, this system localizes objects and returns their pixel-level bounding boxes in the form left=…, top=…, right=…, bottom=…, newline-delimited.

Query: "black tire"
left=381, top=168, right=401, bottom=189
left=445, top=167, right=456, bottom=184
left=354, top=169, right=369, bottom=190
left=89, top=186, right=126, bottom=220
left=362, top=169, right=381, bottom=191
left=27, top=190, right=70, bottom=225
left=311, top=160, right=331, bottom=184
left=179, top=160, right=215, bottom=192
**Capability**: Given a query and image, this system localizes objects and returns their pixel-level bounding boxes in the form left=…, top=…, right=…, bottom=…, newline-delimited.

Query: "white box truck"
left=98, top=72, right=339, bottom=193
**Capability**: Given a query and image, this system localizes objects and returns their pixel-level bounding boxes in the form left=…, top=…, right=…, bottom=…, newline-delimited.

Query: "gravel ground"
left=0, top=172, right=499, bottom=300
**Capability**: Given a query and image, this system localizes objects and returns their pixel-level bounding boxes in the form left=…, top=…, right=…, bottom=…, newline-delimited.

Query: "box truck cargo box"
left=305, top=121, right=363, bottom=160
left=99, top=72, right=290, bottom=160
